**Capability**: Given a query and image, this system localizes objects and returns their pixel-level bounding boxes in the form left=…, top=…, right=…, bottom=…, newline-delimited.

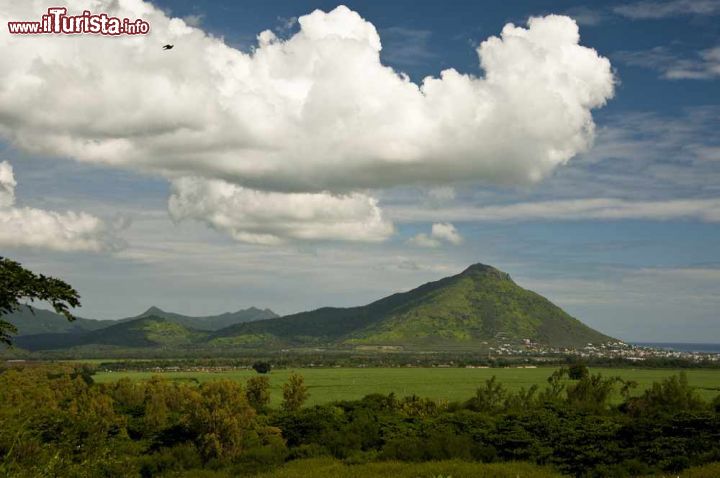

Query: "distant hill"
left=213, top=264, right=613, bottom=348
left=16, top=316, right=206, bottom=351
left=6, top=304, right=277, bottom=352
left=5, top=304, right=277, bottom=338
left=4, top=306, right=107, bottom=336
left=129, top=306, right=278, bottom=331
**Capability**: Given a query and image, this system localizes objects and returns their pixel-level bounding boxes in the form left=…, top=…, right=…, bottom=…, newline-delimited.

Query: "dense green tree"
left=624, top=372, right=706, bottom=416
left=503, top=385, right=539, bottom=412
left=465, top=376, right=507, bottom=413
left=567, top=362, right=590, bottom=380
left=538, top=368, right=567, bottom=404
left=253, top=361, right=272, bottom=374
left=282, top=372, right=309, bottom=412
left=399, top=394, right=447, bottom=417
left=712, top=394, right=720, bottom=413
left=184, top=380, right=257, bottom=461
left=0, top=257, right=80, bottom=345
left=565, top=373, right=622, bottom=412
left=246, top=375, right=271, bottom=412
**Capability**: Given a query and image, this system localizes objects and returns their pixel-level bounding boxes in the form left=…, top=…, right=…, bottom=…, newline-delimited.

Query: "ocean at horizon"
left=633, top=342, right=720, bottom=353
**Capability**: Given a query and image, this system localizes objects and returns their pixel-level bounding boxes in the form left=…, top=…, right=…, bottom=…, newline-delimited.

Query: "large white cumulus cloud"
left=0, top=162, right=117, bottom=251
left=168, top=177, right=393, bottom=244
left=0, top=2, right=614, bottom=244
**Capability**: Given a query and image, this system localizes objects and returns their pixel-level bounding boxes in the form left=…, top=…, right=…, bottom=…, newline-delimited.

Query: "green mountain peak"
left=141, top=306, right=165, bottom=316
left=461, top=263, right=512, bottom=280
left=213, top=263, right=613, bottom=349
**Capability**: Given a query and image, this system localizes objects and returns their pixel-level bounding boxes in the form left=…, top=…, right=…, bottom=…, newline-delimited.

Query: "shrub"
left=246, top=376, right=271, bottom=413
left=568, top=363, right=589, bottom=380
left=282, top=373, right=309, bottom=412
left=252, top=362, right=272, bottom=374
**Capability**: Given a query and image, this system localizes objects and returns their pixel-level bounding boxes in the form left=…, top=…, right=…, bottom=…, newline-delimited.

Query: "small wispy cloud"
left=520, top=265, right=720, bottom=308
left=427, top=186, right=456, bottom=202
left=613, top=0, right=720, bottom=19
left=615, top=46, right=720, bottom=79
left=557, top=107, right=720, bottom=197
left=408, top=222, right=463, bottom=248
left=393, top=198, right=720, bottom=223
left=563, top=6, right=609, bottom=26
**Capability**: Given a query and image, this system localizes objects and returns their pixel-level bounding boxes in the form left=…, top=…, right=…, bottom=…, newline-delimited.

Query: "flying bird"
left=162, top=44, right=174, bottom=50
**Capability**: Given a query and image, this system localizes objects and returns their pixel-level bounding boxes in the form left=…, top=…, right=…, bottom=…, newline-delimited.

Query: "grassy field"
left=92, top=366, right=720, bottom=406
left=167, top=459, right=720, bottom=478
left=247, top=459, right=720, bottom=478
left=249, top=458, right=564, bottom=478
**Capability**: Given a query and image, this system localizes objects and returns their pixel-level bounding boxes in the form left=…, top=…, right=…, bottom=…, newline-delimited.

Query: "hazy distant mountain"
left=129, top=305, right=278, bottom=331
left=7, top=304, right=277, bottom=352
left=5, top=304, right=277, bottom=337
left=16, top=316, right=206, bottom=350
left=4, top=306, right=107, bottom=336
left=213, top=264, right=613, bottom=348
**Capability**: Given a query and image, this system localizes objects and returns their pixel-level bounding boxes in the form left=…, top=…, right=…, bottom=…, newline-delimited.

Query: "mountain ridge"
left=5, top=304, right=278, bottom=336
left=15, top=316, right=206, bottom=351
left=10, top=263, right=614, bottom=352
left=126, top=305, right=278, bottom=330
left=212, top=263, right=613, bottom=348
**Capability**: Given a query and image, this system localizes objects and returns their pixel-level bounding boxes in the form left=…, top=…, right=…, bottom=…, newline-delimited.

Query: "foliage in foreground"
left=670, top=462, right=720, bottom=478
left=243, top=457, right=562, bottom=478
left=1, top=364, right=719, bottom=477
left=0, top=257, right=80, bottom=345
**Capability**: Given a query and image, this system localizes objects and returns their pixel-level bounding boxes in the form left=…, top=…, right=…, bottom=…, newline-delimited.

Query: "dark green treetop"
left=0, top=257, right=80, bottom=345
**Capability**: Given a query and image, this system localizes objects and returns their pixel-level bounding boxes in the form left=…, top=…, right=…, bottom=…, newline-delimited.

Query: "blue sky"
left=1, top=0, right=719, bottom=342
